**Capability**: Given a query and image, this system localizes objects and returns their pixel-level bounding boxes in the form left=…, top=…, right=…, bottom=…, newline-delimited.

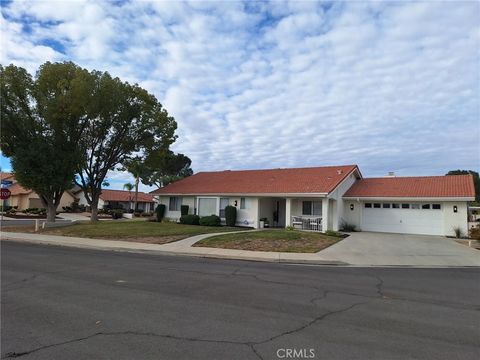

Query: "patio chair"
left=292, top=216, right=303, bottom=229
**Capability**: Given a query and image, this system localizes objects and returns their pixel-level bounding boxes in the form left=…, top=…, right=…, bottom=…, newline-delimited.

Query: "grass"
left=3, top=220, right=247, bottom=245
left=194, top=230, right=343, bottom=253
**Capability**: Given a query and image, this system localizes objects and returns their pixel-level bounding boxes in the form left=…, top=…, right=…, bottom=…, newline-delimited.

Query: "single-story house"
left=151, top=165, right=475, bottom=237
left=0, top=172, right=77, bottom=210
left=76, top=189, right=155, bottom=212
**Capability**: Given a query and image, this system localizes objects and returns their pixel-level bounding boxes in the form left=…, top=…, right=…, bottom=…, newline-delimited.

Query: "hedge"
left=180, top=214, right=200, bottom=225
left=225, top=205, right=237, bottom=227
left=199, top=215, right=221, bottom=226
left=180, top=205, right=189, bottom=216
left=155, top=204, right=166, bottom=222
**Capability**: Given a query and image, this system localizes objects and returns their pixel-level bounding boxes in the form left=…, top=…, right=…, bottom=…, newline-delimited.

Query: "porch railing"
left=291, top=216, right=322, bottom=231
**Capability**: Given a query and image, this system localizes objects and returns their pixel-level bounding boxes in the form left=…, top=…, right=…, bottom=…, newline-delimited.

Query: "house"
left=76, top=189, right=155, bottom=212
left=151, top=165, right=475, bottom=237
left=0, top=172, right=77, bottom=210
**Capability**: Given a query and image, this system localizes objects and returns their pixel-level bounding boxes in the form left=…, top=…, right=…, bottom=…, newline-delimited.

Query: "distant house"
left=0, top=172, right=77, bottom=210
left=76, top=189, right=155, bottom=212
left=151, top=165, right=475, bottom=237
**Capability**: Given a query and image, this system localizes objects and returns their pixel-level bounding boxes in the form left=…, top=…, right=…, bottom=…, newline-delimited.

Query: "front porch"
left=257, top=197, right=335, bottom=232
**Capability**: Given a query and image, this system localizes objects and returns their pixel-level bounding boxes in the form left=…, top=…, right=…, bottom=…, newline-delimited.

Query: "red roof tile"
left=151, top=165, right=359, bottom=195
left=8, top=182, right=32, bottom=195
left=100, top=189, right=154, bottom=202
left=0, top=172, right=14, bottom=180
left=343, top=175, right=475, bottom=198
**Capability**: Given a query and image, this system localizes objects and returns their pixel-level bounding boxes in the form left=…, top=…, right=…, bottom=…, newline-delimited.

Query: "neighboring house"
left=151, top=165, right=475, bottom=237
left=76, top=189, right=155, bottom=212
left=0, top=172, right=77, bottom=210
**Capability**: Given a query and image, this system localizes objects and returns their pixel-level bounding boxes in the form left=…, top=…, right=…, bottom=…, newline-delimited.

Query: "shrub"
left=155, top=204, right=166, bottom=222
left=199, top=215, right=221, bottom=226
left=142, top=211, right=153, bottom=217
left=325, top=230, right=341, bottom=237
left=180, top=214, right=200, bottom=225
left=180, top=205, right=189, bottom=216
left=134, top=212, right=141, bottom=217
left=225, top=205, right=237, bottom=227
left=453, top=227, right=463, bottom=238
left=111, top=209, right=125, bottom=219
left=469, top=226, right=480, bottom=240
left=286, top=225, right=295, bottom=231
left=340, top=221, right=356, bottom=232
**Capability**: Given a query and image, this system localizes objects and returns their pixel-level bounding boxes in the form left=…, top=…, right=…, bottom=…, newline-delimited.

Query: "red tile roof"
left=8, top=182, right=32, bottom=195
left=151, top=165, right=359, bottom=195
left=0, top=172, right=14, bottom=180
left=100, top=189, right=154, bottom=202
left=343, top=175, right=475, bottom=198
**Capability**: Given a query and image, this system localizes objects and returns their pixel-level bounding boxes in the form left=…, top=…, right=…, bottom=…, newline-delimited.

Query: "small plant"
left=469, top=226, right=480, bottom=240
left=340, top=221, right=356, bottom=232
left=325, top=230, right=341, bottom=237
left=199, top=215, right=221, bottom=226
left=180, top=214, right=200, bottom=225
left=225, top=205, right=237, bottom=227
left=453, top=227, right=463, bottom=238
left=286, top=225, right=295, bottom=231
left=111, top=209, right=125, bottom=219
left=155, top=204, right=166, bottom=222
left=180, top=205, right=189, bottom=216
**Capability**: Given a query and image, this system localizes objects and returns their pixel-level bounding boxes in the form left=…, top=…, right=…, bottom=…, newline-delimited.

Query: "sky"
left=1, top=0, right=479, bottom=192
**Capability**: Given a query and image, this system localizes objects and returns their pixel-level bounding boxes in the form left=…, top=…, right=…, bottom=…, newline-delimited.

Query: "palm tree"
left=123, top=183, right=134, bottom=211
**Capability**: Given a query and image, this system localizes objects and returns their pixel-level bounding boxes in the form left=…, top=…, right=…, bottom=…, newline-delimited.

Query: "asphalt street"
left=1, top=241, right=479, bottom=360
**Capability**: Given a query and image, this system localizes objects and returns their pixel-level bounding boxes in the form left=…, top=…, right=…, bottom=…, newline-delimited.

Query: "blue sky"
left=1, top=0, right=479, bottom=191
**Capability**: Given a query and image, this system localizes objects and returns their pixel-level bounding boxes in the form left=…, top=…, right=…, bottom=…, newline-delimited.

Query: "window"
left=382, top=203, right=391, bottom=208
left=401, top=204, right=410, bottom=209
left=432, top=204, right=441, bottom=210
left=411, top=204, right=420, bottom=209
left=373, top=203, right=381, bottom=208
left=302, top=201, right=312, bottom=215
left=240, top=198, right=246, bottom=209
left=302, top=201, right=322, bottom=215
left=392, top=203, right=400, bottom=209
left=365, top=203, right=372, bottom=208
left=169, top=197, right=182, bottom=211
left=219, top=198, right=230, bottom=218
left=422, top=204, right=430, bottom=209
left=198, top=198, right=217, bottom=217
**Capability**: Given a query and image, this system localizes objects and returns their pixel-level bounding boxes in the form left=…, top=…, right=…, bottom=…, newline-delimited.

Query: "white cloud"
left=1, top=0, right=479, bottom=191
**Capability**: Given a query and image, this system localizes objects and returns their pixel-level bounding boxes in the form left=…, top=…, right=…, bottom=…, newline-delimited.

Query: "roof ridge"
left=362, top=174, right=472, bottom=180
left=194, top=164, right=358, bottom=174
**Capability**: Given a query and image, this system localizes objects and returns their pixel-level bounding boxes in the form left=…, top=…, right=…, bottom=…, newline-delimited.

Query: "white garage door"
left=362, top=203, right=444, bottom=236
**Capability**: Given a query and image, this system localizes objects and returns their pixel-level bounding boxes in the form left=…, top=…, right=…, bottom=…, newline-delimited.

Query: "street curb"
left=1, top=235, right=348, bottom=266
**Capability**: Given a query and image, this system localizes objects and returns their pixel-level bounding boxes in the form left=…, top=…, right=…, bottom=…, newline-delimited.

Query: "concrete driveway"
left=318, top=232, right=480, bottom=266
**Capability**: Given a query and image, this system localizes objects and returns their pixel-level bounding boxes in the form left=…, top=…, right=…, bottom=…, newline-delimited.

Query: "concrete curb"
left=1, top=232, right=347, bottom=265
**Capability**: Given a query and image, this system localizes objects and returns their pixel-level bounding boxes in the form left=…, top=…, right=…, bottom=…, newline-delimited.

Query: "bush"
left=134, top=212, right=141, bottom=217
left=469, top=226, right=480, bottom=240
left=180, top=205, right=189, bottom=216
left=325, top=230, right=342, bottom=237
left=199, top=215, right=221, bottom=226
left=180, top=214, right=200, bottom=225
left=111, top=209, right=125, bottom=219
left=225, top=205, right=237, bottom=227
left=340, top=221, right=356, bottom=232
left=453, top=227, right=463, bottom=238
left=286, top=225, right=295, bottom=231
left=155, top=204, right=166, bottom=222
left=142, top=211, right=153, bottom=217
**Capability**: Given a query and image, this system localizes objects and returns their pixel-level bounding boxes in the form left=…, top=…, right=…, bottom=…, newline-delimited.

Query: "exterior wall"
left=9, top=192, right=76, bottom=211
left=156, top=195, right=259, bottom=228
left=328, top=172, right=358, bottom=231
left=342, top=199, right=469, bottom=236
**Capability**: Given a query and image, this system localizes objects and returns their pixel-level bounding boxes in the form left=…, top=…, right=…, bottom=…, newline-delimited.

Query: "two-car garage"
left=360, top=202, right=444, bottom=236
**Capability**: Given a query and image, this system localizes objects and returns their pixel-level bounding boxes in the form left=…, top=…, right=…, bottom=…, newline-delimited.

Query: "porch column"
left=322, top=198, right=330, bottom=231
left=285, top=198, right=292, bottom=227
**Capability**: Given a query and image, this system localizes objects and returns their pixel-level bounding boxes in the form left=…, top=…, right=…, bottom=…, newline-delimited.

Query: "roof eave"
left=343, top=196, right=475, bottom=201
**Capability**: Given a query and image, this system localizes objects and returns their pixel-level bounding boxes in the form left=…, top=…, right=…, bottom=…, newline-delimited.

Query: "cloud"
left=1, top=0, right=479, bottom=192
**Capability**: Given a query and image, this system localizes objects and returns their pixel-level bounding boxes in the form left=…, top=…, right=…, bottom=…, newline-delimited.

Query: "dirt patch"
left=97, top=235, right=187, bottom=244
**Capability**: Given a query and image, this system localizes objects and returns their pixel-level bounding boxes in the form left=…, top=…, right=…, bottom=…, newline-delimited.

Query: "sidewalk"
left=1, top=231, right=346, bottom=265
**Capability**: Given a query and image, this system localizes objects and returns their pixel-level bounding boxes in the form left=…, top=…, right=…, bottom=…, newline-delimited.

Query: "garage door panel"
left=362, top=208, right=443, bottom=235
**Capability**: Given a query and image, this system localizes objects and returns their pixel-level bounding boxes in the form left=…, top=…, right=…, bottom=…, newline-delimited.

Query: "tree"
left=1, top=62, right=91, bottom=221
left=119, top=158, right=150, bottom=212
left=77, top=71, right=177, bottom=221
left=123, top=183, right=134, bottom=211
left=142, top=150, right=193, bottom=188
left=446, top=170, right=480, bottom=202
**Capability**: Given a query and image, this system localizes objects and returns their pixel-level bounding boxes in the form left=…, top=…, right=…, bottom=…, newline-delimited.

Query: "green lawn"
left=194, top=230, right=342, bottom=253
left=14, top=221, right=247, bottom=244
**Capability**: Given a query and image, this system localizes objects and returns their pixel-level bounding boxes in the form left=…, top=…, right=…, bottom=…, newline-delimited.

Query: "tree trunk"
left=47, top=202, right=57, bottom=222
left=90, top=196, right=99, bottom=222
left=134, top=176, right=139, bottom=212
